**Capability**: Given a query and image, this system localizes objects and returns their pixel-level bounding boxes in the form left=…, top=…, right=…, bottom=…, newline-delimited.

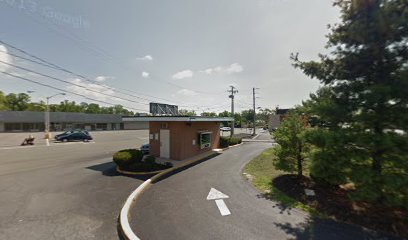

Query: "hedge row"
left=220, top=136, right=242, bottom=148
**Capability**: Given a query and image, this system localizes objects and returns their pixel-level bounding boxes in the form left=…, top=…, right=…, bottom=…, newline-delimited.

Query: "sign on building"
left=149, top=102, right=179, bottom=115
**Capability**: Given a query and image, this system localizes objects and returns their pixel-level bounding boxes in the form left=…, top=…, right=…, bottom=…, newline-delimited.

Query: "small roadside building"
left=135, top=116, right=233, bottom=160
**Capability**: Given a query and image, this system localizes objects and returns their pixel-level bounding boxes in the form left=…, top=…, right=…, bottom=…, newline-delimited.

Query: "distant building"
left=268, top=108, right=292, bottom=130
left=122, top=116, right=149, bottom=130
left=0, top=111, right=122, bottom=132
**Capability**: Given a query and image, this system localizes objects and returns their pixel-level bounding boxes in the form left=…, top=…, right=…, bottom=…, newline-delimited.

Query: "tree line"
left=0, top=91, right=136, bottom=115
left=179, top=108, right=274, bottom=127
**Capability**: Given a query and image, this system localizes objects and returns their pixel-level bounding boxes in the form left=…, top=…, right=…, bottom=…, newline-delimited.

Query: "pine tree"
left=273, top=111, right=310, bottom=178
left=293, top=0, right=408, bottom=207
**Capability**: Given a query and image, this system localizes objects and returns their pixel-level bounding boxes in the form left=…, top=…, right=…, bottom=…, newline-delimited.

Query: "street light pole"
left=44, top=93, right=65, bottom=144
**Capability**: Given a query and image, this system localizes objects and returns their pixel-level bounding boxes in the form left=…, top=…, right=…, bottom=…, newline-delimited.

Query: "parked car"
left=55, top=129, right=89, bottom=139
left=55, top=132, right=93, bottom=142
left=220, top=127, right=231, bottom=131
left=140, top=143, right=149, bottom=154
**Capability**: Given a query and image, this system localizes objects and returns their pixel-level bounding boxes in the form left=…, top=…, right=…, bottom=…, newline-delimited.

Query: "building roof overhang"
left=122, top=116, right=233, bottom=122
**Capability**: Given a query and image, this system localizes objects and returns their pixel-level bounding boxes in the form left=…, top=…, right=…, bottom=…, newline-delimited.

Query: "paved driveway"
left=0, top=130, right=147, bottom=240
left=130, top=133, right=402, bottom=240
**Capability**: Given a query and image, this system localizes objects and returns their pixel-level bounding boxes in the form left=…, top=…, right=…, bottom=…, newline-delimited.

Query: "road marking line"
left=215, top=199, right=231, bottom=216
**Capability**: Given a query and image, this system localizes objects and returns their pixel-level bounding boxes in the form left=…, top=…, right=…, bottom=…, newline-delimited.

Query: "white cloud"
left=67, top=78, right=118, bottom=102
left=172, top=70, right=194, bottom=80
left=225, top=63, right=243, bottom=74
left=137, top=55, right=153, bottom=61
left=172, top=89, right=198, bottom=97
left=95, top=75, right=114, bottom=82
left=201, top=63, right=243, bottom=75
left=142, top=71, right=150, bottom=78
left=0, top=45, right=12, bottom=72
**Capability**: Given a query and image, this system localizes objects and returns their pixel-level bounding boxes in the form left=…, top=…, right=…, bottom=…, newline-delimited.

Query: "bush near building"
left=113, top=149, right=172, bottom=172
left=220, top=136, right=242, bottom=148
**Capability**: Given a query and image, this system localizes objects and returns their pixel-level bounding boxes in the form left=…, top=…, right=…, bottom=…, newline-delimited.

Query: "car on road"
left=55, top=132, right=93, bottom=142
left=140, top=144, right=149, bottom=154
left=220, top=127, right=231, bottom=131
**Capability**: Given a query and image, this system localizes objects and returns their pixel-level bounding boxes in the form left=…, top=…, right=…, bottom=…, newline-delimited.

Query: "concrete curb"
left=119, top=179, right=152, bottom=240
left=118, top=150, right=225, bottom=240
left=223, top=142, right=244, bottom=151
left=251, top=133, right=260, bottom=139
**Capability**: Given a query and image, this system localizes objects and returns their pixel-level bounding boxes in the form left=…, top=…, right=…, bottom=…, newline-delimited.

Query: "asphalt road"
left=130, top=132, right=402, bottom=240
left=0, top=130, right=148, bottom=240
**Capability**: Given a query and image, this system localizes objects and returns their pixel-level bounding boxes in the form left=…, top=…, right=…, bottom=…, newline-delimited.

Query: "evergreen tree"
left=293, top=0, right=408, bottom=206
left=273, top=111, right=310, bottom=178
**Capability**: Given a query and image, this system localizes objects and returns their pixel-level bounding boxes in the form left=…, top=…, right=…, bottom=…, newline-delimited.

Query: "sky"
left=0, top=0, right=340, bottom=114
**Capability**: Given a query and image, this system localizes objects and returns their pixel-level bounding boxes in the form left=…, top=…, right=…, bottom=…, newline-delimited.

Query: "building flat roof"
left=122, top=116, right=233, bottom=122
left=0, top=111, right=122, bottom=123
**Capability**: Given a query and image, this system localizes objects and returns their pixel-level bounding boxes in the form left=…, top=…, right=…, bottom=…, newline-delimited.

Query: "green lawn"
left=243, top=147, right=323, bottom=216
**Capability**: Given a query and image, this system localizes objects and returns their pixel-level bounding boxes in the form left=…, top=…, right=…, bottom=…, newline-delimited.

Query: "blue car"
left=140, top=144, right=149, bottom=154
left=55, top=132, right=93, bottom=142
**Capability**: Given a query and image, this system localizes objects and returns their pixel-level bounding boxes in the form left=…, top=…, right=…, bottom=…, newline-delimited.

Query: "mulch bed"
left=272, top=174, right=408, bottom=238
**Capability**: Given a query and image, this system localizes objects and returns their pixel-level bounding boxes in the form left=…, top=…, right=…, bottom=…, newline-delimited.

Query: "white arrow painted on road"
left=207, top=188, right=231, bottom=216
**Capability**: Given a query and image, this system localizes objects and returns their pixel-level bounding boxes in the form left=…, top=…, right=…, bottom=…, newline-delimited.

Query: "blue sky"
left=0, top=0, right=339, bottom=113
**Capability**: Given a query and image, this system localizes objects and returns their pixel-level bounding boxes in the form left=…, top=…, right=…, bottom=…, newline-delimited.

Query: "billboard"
left=149, top=102, right=179, bottom=115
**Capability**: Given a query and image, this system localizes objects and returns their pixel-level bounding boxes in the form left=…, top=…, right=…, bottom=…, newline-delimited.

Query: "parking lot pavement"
left=0, top=130, right=148, bottom=240
left=0, top=130, right=149, bottom=148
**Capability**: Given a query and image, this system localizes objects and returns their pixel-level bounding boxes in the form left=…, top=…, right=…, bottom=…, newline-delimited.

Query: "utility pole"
left=252, top=87, right=259, bottom=136
left=228, top=85, right=238, bottom=136
left=45, top=93, right=65, bottom=145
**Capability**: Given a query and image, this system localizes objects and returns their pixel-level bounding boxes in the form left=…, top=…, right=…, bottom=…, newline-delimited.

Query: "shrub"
left=229, top=137, right=242, bottom=146
left=114, top=149, right=173, bottom=172
left=220, top=137, right=230, bottom=148
left=113, top=149, right=144, bottom=168
left=113, top=151, right=133, bottom=168
left=119, top=149, right=144, bottom=162
left=164, top=162, right=173, bottom=168
left=144, top=155, right=156, bottom=164
left=220, top=136, right=242, bottom=148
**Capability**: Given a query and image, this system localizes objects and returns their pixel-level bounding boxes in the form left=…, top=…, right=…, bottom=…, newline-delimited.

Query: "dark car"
left=55, top=129, right=89, bottom=139
left=140, top=144, right=149, bottom=154
left=55, top=132, right=93, bottom=142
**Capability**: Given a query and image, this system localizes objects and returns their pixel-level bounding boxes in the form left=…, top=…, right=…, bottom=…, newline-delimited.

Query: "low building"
left=134, top=116, right=233, bottom=160
left=268, top=108, right=291, bottom=130
left=122, top=116, right=149, bottom=130
left=0, top=111, right=122, bottom=132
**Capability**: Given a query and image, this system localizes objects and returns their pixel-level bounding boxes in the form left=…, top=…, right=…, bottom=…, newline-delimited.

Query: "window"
left=198, top=132, right=212, bottom=149
left=160, top=123, right=168, bottom=129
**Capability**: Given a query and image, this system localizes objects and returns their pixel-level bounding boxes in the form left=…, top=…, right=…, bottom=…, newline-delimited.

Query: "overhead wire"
left=0, top=71, right=150, bottom=113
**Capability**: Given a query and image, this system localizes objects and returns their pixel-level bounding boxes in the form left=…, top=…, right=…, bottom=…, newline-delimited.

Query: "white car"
left=220, top=127, right=231, bottom=131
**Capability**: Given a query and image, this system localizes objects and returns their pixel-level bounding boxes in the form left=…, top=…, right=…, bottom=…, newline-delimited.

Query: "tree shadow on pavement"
left=86, top=162, right=151, bottom=181
left=273, top=217, right=405, bottom=240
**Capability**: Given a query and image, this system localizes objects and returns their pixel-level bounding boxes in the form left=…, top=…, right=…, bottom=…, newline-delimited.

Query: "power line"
left=0, top=60, right=150, bottom=106
left=0, top=71, right=149, bottom=113
left=1, top=11, right=223, bottom=97
left=0, top=42, right=220, bottom=108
